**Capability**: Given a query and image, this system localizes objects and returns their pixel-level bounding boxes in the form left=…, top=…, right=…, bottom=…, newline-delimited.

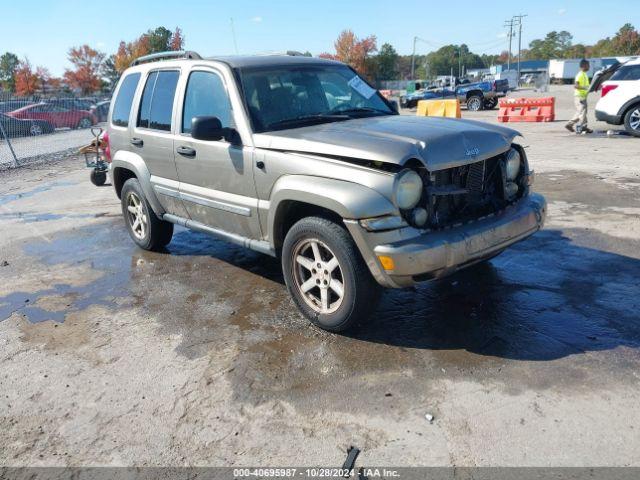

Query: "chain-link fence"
left=0, top=92, right=110, bottom=169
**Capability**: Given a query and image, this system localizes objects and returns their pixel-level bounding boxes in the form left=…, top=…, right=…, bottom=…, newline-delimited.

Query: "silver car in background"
left=106, top=51, right=546, bottom=332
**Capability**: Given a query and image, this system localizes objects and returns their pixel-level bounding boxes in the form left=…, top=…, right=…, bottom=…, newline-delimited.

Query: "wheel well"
left=112, top=167, right=137, bottom=198
left=466, top=90, right=483, bottom=100
left=622, top=99, right=640, bottom=119
left=273, top=200, right=344, bottom=253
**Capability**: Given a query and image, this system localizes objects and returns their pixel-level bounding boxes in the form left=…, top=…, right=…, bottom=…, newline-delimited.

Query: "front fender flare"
left=267, top=174, right=397, bottom=245
left=110, top=150, right=165, bottom=216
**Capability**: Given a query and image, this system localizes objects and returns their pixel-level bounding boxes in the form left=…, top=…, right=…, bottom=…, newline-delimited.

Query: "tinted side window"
left=611, top=65, right=640, bottom=81
left=182, top=71, right=233, bottom=133
left=112, top=73, right=141, bottom=127
left=137, top=71, right=158, bottom=129
left=149, top=71, right=179, bottom=131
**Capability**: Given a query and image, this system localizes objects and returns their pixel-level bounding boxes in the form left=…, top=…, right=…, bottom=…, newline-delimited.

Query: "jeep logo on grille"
left=465, top=147, right=480, bottom=157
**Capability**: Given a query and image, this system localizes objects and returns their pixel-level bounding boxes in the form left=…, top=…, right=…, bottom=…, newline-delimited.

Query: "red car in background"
left=8, top=103, right=96, bottom=130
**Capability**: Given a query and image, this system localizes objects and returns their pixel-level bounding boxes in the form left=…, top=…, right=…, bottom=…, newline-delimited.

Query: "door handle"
left=130, top=138, right=143, bottom=147
left=176, top=146, right=196, bottom=157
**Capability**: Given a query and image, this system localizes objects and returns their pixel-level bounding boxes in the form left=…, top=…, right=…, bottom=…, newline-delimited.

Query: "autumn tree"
left=321, top=30, right=377, bottom=78
left=0, top=52, right=20, bottom=92
left=112, top=26, right=185, bottom=76
left=63, top=45, right=105, bottom=94
left=170, top=27, right=184, bottom=51
left=14, top=59, right=41, bottom=96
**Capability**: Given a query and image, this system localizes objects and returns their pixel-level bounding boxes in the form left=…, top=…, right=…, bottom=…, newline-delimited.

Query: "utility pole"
left=513, top=14, right=528, bottom=87
left=411, top=36, right=417, bottom=80
left=504, top=18, right=516, bottom=70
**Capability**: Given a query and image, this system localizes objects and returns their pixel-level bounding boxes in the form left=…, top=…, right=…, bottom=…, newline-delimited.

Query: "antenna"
left=230, top=18, right=239, bottom=54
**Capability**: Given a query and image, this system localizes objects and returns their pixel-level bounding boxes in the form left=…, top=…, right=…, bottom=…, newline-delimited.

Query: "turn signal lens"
left=377, top=255, right=395, bottom=271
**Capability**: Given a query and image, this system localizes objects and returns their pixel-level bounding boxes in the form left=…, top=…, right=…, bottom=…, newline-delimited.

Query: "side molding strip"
left=162, top=214, right=275, bottom=257
left=180, top=192, right=252, bottom=217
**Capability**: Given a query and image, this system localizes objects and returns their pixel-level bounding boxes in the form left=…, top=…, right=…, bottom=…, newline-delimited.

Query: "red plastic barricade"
left=498, top=97, right=555, bottom=123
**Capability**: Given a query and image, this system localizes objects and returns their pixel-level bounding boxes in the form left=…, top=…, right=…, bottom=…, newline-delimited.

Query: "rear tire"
left=120, top=178, right=173, bottom=251
left=467, top=95, right=484, bottom=111
left=282, top=216, right=381, bottom=332
left=623, top=105, right=640, bottom=138
left=484, top=98, right=498, bottom=110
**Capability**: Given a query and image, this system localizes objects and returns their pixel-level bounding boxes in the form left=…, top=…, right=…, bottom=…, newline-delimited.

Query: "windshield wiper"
left=268, top=113, right=350, bottom=129
left=329, top=106, right=391, bottom=116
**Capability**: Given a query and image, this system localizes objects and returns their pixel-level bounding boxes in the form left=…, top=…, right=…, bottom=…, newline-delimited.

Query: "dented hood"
left=253, top=115, right=520, bottom=170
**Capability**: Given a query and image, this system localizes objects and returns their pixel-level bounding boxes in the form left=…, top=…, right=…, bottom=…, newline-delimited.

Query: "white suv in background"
left=594, top=58, right=640, bottom=137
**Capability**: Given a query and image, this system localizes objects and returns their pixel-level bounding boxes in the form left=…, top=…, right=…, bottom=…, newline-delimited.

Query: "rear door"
left=173, top=66, right=261, bottom=240
left=130, top=69, right=188, bottom=217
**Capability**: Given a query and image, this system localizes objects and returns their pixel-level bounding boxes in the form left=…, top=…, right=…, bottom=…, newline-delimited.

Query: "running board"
left=162, top=214, right=276, bottom=257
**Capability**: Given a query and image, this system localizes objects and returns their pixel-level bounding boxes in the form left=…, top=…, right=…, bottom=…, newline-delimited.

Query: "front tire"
left=121, top=178, right=173, bottom=251
left=282, top=216, right=381, bottom=332
left=467, top=95, right=484, bottom=111
left=624, top=105, right=640, bottom=138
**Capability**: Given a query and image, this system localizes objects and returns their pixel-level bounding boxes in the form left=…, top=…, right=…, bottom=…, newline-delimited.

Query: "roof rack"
left=255, top=50, right=308, bottom=57
left=130, top=50, right=202, bottom=67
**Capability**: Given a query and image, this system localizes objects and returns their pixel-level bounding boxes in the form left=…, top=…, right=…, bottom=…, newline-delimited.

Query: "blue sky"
left=2, top=0, right=639, bottom=76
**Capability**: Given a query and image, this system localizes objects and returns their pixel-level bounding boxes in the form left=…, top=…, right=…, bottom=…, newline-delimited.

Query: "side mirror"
left=191, top=115, right=224, bottom=141
left=389, top=100, right=399, bottom=113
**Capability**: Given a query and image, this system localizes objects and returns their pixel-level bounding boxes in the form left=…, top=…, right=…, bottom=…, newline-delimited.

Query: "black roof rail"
left=130, top=50, right=202, bottom=67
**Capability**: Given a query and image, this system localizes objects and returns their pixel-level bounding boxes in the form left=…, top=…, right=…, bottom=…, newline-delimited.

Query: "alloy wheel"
left=468, top=97, right=481, bottom=111
left=126, top=192, right=147, bottom=240
left=292, top=238, right=345, bottom=314
left=29, top=124, right=43, bottom=136
left=630, top=108, right=640, bottom=131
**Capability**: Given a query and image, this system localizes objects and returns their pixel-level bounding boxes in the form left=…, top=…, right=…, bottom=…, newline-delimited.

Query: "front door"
left=174, top=68, right=261, bottom=240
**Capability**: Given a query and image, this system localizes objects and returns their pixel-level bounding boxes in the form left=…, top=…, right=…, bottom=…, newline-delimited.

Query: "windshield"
left=238, top=64, right=394, bottom=132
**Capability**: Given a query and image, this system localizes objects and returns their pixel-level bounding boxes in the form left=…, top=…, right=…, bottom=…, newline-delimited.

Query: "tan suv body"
left=108, top=51, right=546, bottom=331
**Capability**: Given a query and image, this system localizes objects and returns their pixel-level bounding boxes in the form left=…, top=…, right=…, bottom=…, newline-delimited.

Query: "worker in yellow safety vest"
left=565, top=59, right=593, bottom=134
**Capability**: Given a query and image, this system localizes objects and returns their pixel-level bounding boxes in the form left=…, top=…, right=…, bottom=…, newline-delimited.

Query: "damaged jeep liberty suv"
left=107, top=50, right=546, bottom=332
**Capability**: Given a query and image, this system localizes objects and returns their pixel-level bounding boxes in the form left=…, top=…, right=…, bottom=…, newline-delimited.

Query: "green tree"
left=527, top=31, right=573, bottom=59
left=611, top=23, right=640, bottom=55
left=145, top=26, right=174, bottom=53
left=102, top=54, right=120, bottom=89
left=426, top=44, right=484, bottom=77
left=0, top=52, right=20, bottom=92
left=376, top=43, right=399, bottom=81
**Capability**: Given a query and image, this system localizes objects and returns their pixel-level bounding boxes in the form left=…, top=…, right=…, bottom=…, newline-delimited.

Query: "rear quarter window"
left=611, top=65, right=640, bottom=81
left=111, top=73, right=141, bottom=127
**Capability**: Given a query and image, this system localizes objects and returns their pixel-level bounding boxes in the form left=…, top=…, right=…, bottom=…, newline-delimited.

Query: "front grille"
left=418, top=154, right=520, bottom=229
left=466, top=160, right=486, bottom=194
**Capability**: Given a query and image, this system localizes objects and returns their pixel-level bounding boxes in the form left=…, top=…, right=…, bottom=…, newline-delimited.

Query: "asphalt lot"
left=1, top=85, right=639, bottom=467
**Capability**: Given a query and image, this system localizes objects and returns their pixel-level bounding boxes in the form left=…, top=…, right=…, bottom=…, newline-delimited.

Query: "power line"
left=513, top=14, right=528, bottom=85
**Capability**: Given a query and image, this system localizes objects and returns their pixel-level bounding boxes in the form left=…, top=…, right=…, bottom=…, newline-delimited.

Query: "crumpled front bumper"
left=345, top=193, right=547, bottom=288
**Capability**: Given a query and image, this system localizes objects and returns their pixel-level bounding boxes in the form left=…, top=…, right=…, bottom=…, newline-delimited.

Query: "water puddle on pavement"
left=6, top=217, right=640, bottom=405
left=0, top=180, right=76, bottom=207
